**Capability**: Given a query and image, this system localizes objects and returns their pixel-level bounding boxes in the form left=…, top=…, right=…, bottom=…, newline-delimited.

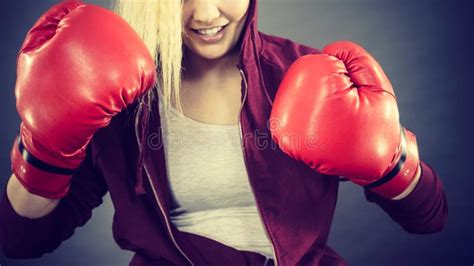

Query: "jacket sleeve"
left=0, top=144, right=108, bottom=258
left=364, top=161, right=448, bottom=234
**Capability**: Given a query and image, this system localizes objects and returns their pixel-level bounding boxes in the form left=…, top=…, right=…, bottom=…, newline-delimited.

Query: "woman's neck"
left=182, top=48, right=241, bottom=83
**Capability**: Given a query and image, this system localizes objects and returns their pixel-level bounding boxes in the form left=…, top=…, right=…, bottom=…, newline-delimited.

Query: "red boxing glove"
left=270, top=41, right=420, bottom=199
left=10, top=0, right=157, bottom=198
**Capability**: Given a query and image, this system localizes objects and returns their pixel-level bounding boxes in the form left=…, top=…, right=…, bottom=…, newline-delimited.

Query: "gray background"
left=0, top=0, right=472, bottom=265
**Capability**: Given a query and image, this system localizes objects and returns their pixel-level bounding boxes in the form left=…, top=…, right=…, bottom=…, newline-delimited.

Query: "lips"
left=195, top=26, right=224, bottom=35
left=189, top=24, right=228, bottom=43
left=191, top=24, right=227, bottom=35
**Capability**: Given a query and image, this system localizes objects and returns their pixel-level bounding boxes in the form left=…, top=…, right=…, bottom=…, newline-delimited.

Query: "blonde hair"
left=113, top=0, right=184, bottom=114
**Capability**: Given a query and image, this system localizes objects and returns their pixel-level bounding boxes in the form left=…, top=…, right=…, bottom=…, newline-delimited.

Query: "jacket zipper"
left=134, top=103, right=194, bottom=265
left=237, top=67, right=279, bottom=266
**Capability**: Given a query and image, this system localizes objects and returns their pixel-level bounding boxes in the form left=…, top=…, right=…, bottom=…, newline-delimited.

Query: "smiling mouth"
left=191, top=24, right=228, bottom=36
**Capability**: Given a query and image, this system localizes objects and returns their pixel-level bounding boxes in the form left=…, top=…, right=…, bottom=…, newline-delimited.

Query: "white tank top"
left=157, top=91, right=274, bottom=260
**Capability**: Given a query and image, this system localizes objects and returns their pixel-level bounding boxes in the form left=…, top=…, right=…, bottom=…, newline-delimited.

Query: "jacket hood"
left=238, top=0, right=262, bottom=65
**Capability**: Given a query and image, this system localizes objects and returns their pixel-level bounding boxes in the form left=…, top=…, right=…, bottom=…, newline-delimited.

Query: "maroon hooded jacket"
left=0, top=0, right=447, bottom=265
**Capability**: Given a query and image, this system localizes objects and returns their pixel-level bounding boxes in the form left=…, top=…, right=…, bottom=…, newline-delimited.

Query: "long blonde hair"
left=113, top=0, right=184, bottom=114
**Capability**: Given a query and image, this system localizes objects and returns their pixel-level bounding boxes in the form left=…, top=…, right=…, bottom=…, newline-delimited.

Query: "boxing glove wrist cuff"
left=10, top=136, right=75, bottom=199
left=364, top=128, right=420, bottom=199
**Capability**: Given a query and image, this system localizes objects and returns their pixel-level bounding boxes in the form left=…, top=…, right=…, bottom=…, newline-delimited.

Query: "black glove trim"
left=364, top=127, right=407, bottom=189
left=17, top=135, right=76, bottom=175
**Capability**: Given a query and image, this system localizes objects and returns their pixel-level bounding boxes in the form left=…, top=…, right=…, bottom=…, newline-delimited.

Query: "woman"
left=0, top=0, right=447, bottom=265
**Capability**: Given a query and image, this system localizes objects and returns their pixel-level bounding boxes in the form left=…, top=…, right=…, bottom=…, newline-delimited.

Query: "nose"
left=191, top=0, right=220, bottom=25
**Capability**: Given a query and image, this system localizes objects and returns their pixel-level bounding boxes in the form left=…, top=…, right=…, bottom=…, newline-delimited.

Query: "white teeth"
left=196, top=26, right=223, bottom=36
